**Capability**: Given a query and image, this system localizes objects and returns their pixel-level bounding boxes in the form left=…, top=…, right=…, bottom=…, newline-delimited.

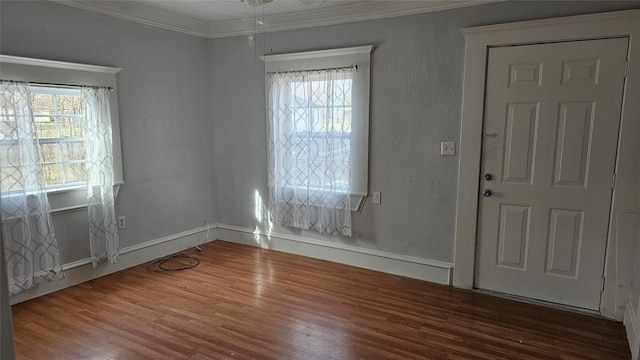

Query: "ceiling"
left=47, top=0, right=498, bottom=38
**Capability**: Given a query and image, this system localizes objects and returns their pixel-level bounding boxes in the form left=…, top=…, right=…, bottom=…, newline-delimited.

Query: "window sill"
left=48, top=183, right=123, bottom=214
left=281, top=186, right=366, bottom=212
left=352, top=194, right=366, bottom=212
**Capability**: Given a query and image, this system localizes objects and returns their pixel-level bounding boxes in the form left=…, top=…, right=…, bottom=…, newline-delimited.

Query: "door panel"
left=553, top=102, right=594, bottom=187
left=545, top=208, right=582, bottom=277
left=503, top=103, right=538, bottom=184
left=496, top=204, right=530, bottom=270
left=475, top=38, right=628, bottom=310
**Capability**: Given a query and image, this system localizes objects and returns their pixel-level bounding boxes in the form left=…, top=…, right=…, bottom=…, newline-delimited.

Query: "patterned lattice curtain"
left=0, top=80, right=64, bottom=295
left=81, top=87, right=119, bottom=266
left=267, top=68, right=353, bottom=236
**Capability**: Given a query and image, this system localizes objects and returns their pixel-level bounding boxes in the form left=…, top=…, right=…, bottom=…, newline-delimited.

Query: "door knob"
left=484, top=173, right=493, bottom=181
left=483, top=189, right=492, bottom=197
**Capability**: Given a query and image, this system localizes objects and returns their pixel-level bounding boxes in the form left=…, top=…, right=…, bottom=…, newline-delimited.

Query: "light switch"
left=441, top=142, right=456, bottom=156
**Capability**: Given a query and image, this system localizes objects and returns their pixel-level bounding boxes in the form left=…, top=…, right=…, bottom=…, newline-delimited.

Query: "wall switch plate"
left=441, top=141, right=456, bottom=156
left=117, top=216, right=126, bottom=229
left=373, top=191, right=381, bottom=204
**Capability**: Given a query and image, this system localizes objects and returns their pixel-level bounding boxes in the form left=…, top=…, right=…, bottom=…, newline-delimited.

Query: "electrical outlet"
left=441, top=141, right=456, bottom=156
left=117, top=216, right=126, bottom=229
left=373, top=191, right=381, bottom=204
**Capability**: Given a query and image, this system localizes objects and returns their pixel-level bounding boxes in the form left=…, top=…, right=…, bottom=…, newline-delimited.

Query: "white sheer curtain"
left=82, top=87, right=119, bottom=266
left=267, top=68, right=353, bottom=236
left=0, top=80, right=64, bottom=295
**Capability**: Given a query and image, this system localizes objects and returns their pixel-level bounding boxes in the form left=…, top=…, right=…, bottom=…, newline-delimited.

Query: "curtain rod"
left=1, top=79, right=114, bottom=91
left=266, top=64, right=357, bottom=76
left=31, top=82, right=114, bottom=91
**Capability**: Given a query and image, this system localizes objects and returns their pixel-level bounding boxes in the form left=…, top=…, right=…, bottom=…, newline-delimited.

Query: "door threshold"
left=473, top=288, right=603, bottom=318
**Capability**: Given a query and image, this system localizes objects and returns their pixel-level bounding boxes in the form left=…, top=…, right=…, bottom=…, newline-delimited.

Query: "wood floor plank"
left=11, top=240, right=631, bottom=359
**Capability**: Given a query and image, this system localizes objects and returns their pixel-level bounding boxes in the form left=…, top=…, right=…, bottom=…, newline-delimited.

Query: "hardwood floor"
left=11, top=240, right=631, bottom=359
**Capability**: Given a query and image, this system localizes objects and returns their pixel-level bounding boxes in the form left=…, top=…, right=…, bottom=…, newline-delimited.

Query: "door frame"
left=453, top=9, right=640, bottom=320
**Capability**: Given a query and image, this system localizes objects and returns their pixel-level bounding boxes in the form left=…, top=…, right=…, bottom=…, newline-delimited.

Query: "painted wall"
left=0, top=1, right=216, bottom=265
left=635, top=235, right=640, bottom=320
left=632, top=230, right=640, bottom=357
left=0, top=0, right=639, bottom=353
left=0, top=0, right=635, bottom=289
left=0, top=232, right=16, bottom=360
left=0, top=0, right=639, bottom=320
left=210, top=1, right=640, bottom=263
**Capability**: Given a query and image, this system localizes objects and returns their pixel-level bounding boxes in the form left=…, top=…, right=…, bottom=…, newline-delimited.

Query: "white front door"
left=475, top=38, right=628, bottom=310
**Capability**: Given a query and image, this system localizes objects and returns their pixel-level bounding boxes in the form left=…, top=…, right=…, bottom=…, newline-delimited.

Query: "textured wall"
left=633, top=230, right=640, bottom=321
left=0, top=236, right=16, bottom=359
left=0, top=0, right=216, bottom=262
left=210, top=1, right=640, bottom=263
left=1, top=0, right=639, bottom=275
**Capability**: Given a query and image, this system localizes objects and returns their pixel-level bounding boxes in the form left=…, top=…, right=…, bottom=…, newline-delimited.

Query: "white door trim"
left=454, top=9, right=640, bottom=320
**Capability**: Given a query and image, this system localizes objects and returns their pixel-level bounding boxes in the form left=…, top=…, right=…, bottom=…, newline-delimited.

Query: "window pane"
left=311, top=108, right=323, bottom=132
left=0, top=118, right=16, bottom=139
left=64, top=162, right=86, bottom=183
left=43, top=164, right=62, bottom=185
left=343, top=109, right=352, bottom=132
left=40, top=143, right=61, bottom=163
left=290, top=78, right=353, bottom=134
left=31, top=93, right=54, bottom=115
left=57, top=116, right=83, bottom=138
left=56, top=94, right=81, bottom=115
left=0, top=167, right=23, bottom=191
left=59, top=117, right=73, bottom=138
left=71, top=117, right=83, bottom=138
left=63, top=141, right=85, bottom=161
left=292, top=108, right=306, bottom=133
left=333, top=79, right=352, bottom=106
left=35, top=117, right=57, bottom=138
left=0, top=144, right=21, bottom=165
left=0, top=96, right=16, bottom=115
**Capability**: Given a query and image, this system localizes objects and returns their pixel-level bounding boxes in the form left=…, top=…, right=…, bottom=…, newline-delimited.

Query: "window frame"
left=262, top=45, right=373, bottom=211
left=0, top=55, right=124, bottom=213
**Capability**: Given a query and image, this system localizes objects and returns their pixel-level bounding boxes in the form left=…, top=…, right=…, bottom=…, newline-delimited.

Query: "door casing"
left=453, top=9, right=640, bottom=320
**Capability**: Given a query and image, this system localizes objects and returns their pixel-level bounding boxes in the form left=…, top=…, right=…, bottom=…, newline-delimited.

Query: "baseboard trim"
left=9, top=224, right=218, bottom=305
left=10, top=222, right=454, bottom=304
left=216, top=224, right=453, bottom=285
left=625, top=302, right=640, bottom=360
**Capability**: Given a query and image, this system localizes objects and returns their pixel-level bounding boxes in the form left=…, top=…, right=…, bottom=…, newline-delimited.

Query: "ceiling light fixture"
left=243, top=0, right=274, bottom=7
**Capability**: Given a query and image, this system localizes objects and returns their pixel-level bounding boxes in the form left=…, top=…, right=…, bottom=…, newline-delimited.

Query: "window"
left=1, top=86, right=86, bottom=192
left=32, top=86, right=86, bottom=188
left=287, top=71, right=352, bottom=192
left=0, top=55, right=123, bottom=212
left=262, top=45, right=372, bottom=211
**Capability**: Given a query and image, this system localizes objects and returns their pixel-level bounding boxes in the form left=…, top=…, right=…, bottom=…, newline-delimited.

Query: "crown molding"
left=47, top=0, right=211, bottom=37
left=208, top=0, right=500, bottom=38
left=46, top=0, right=500, bottom=39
